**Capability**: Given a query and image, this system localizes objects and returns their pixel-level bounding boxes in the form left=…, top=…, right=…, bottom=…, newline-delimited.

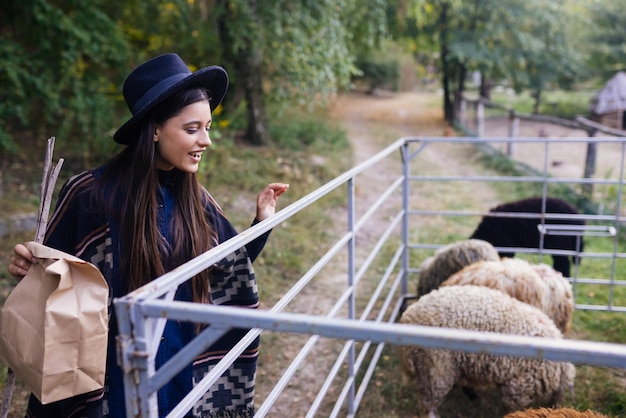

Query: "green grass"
left=481, top=88, right=597, bottom=119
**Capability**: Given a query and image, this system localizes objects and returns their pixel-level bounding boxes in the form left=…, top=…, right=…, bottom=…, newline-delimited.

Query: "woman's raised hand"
left=256, top=183, right=289, bottom=221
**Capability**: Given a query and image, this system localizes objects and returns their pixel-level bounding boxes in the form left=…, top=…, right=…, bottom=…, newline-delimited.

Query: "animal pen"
left=114, top=136, right=626, bottom=418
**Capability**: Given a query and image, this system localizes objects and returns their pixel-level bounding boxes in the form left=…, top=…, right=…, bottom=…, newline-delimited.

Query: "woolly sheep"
left=399, top=285, right=575, bottom=417
left=441, top=258, right=574, bottom=333
left=470, top=196, right=585, bottom=277
left=505, top=407, right=611, bottom=418
left=417, top=239, right=500, bottom=298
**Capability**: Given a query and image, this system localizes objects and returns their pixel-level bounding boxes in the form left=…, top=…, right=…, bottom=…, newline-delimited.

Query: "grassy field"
left=344, top=150, right=624, bottom=417
left=465, top=87, right=597, bottom=119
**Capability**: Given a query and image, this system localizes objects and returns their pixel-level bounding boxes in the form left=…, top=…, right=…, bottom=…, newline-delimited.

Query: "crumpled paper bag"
left=0, top=242, right=108, bottom=404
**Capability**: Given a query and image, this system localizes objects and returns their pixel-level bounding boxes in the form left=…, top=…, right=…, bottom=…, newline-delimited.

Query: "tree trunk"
left=0, top=158, right=9, bottom=199
left=453, top=64, right=467, bottom=124
left=216, top=0, right=269, bottom=146
left=442, top=65, right=454, bottom=124
left=439, top=2, right=454, bottom=124
left=532, top=88, right=542, bottom=114
left=480, top=75, right=491, bottom=100
left=238, top=48, right=269, bottom=146
left=582, top=130, right=598, bottom=198
left=457, top=64, right=466, bottom=93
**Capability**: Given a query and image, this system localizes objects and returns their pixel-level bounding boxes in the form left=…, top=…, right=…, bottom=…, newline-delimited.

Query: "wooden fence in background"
left=459, top=96, right=626, bottom=198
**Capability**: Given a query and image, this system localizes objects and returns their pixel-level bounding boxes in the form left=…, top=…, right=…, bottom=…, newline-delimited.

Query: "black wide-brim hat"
left=114, top=53, right=228, bottom=144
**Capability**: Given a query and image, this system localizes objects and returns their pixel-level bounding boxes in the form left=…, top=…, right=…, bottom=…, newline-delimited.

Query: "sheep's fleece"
left=441, top=258, right=574, bottom=333
left=417, top=239, right=500, bottom=298
left=504, top=407, right=610, bottom=417
left=399, top=285, right=575, bottom=416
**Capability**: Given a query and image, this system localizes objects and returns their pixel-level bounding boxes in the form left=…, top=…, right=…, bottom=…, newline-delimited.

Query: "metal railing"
left=114, top=136, right=626, bottom=418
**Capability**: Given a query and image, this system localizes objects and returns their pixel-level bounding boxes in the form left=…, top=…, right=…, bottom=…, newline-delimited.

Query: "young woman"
left=8, top=53, right=289, bottom=417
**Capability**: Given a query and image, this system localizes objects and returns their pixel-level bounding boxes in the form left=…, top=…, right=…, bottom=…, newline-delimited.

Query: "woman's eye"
left=186, top=128, right=198, bottom=134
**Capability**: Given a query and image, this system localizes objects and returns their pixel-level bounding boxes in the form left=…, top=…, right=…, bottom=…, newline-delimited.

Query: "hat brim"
left=113, top=66, right=228, bottom=144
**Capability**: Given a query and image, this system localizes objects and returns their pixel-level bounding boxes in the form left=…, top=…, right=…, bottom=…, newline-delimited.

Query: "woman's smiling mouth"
left=189, top=151, right=203, bottom=161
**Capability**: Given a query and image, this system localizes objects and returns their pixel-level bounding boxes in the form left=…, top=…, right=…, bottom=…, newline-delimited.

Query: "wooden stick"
left=0, top=372, right=15, bottom=418
left=34, top=139, right=53, bottom=242
left=35, top=138, right=64, bottom=243
left=1, top=137, right=63, bottom=418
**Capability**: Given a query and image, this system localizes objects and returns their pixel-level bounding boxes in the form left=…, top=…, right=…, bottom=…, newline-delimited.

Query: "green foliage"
left=488, top=89, right=596, bottom=118
left=216, top=99, right=350, bottom=153
left=116, top=0, right=223, bottom=65
left=404, top=0, right=589, bottom=118
left=0, top=40, right=31, bottom=153
left=0, top=0, right=388, bottom=160
left=268, top=108, right=349, bottom=152
left=218, top=0, right=388, bottom=107
left=503, top=0, right=585, bottom=95
left=0, top=0, right=130, bottom=160
left=354, top=57, right=400, bottom=92
left=587, top=0, right=626, bottom=79
left=539, top=95, right=594, bottom=119
left=200, top=104, right=350, bottom=192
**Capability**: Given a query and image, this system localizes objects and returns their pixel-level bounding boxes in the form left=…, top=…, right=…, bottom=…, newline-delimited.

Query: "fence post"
left=582, top=129, right=598, bottom=198
left=476, top=100, right=484, bottom=137
left=346, top=177, right=357, bottom=416
left=459, top=98, right=467, bottom=126
left=507, top=110, right=519, bottom=156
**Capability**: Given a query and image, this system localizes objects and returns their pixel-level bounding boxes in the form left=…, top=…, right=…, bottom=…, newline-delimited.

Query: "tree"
left=214, top=0, right=269, bottom=145
left=1, top=0, right=388, bottom=160
left=0, top=0, right=130, bottom=195
left=212, top=0, right=388, bottom=145
left=587, top=0, right=626, bottom=80
left=504, top=0, right=584, bottom=113
left=0, top=0, right=129, bottom=154
left=403, top=0, right=585, bottom=123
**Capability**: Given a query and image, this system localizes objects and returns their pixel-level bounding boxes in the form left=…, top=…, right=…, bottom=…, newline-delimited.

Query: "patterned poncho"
left=25, top=167, right=268, bottom=418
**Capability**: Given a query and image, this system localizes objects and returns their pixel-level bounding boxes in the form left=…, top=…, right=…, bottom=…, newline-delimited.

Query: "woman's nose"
left=199, top=130, right=212, bottom=146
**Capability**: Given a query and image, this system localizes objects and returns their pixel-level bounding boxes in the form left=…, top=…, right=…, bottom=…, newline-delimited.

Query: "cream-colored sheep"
left=505, top=407, right=611, bottom=417
left=399, top=285, right=575, bottom=417
left=417, top=239, right=500, bottom=298
left=441, top=258, right=574, bottom=333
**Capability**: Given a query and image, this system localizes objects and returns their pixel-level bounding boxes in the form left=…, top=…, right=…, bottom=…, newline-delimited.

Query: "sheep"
left=399, top=285, right=575, bottom=417
left=417, top=239, right=500, bottom=298
left=469, top=197, right=585, bottom=277
left=441, top=258, right=574, bottom=333
left=504, top=407, right=611, bottom=418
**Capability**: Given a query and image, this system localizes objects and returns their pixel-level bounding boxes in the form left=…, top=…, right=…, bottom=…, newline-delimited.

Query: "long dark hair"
left=98, top=88, right=217, bottom=303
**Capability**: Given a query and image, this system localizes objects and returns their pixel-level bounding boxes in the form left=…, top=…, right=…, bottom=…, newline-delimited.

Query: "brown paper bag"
left=0, top=242, right=109, bottom=404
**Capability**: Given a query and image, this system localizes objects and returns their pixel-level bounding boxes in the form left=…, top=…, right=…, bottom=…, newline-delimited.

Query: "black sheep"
left=470, top=197, right=584, bottom=277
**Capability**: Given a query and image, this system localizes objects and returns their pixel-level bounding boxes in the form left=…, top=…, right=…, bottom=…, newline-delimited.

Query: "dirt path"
left=256, top=91, right=502, bottom=417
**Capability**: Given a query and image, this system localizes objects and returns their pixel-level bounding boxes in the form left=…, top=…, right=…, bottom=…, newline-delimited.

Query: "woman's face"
left=154, top=100, right=212, bottom=172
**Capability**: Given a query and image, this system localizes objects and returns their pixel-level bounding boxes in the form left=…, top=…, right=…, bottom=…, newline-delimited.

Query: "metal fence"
left=114, top=136, right=626, bottom=418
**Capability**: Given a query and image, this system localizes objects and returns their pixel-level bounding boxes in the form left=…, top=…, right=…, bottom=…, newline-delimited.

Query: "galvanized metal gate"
left=114, top=136, right=626, bottom=418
